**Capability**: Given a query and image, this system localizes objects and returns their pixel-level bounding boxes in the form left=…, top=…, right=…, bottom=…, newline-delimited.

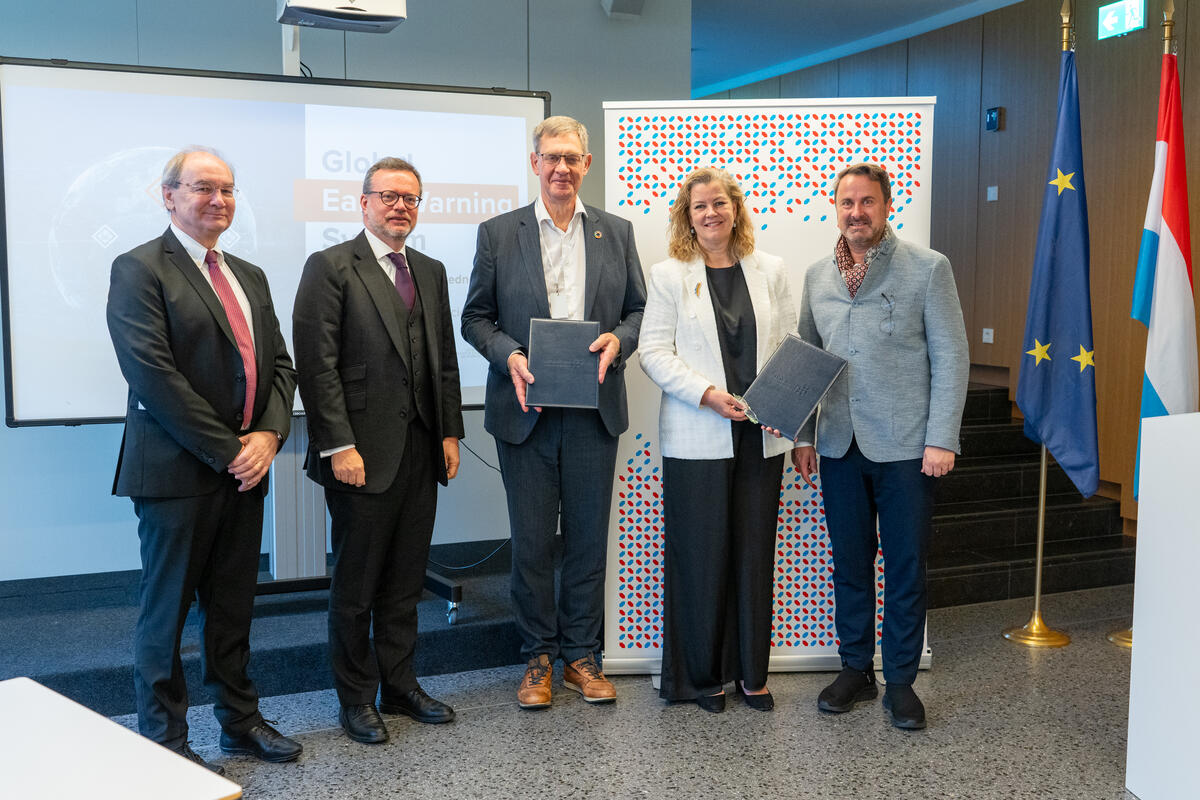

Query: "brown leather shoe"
left=563, top=653, right=616, bottom=704
left=517, top=654, right=553, bottom=710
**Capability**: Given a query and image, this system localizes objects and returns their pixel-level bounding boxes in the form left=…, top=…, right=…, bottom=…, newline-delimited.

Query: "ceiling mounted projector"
left=277, top=0, right=407, bottom=33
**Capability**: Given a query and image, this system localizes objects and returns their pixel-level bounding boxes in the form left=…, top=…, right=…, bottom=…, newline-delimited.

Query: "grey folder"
left=525, top=318, right=601, bottom=409
left=740, top=332, right=847, bottom=441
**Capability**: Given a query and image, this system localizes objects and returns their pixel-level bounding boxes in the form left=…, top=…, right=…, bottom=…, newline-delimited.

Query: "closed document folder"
left=525, top=318, right=600, bottom=409
left=739, top=332, right=847, bottom=441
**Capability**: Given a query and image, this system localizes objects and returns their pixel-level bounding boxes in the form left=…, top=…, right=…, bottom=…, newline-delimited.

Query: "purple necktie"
left=204, top=250, right=256, bottom=428
left=387, top=251, right=415, bottom=310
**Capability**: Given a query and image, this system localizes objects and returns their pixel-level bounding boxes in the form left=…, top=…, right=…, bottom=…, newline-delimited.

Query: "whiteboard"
left=0, top=58, right=548, bottom=424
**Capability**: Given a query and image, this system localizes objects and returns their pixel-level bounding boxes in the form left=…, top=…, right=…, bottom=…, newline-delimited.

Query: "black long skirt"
left=658, top=420, right=784, bottom=701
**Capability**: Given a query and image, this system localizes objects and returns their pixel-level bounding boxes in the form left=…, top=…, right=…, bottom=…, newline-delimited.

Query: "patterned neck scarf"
left=834, top=227, right=890, bottom=298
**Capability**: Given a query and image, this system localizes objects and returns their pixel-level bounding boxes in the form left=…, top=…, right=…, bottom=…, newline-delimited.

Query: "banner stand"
left=601, top=96, right=937, bottom=675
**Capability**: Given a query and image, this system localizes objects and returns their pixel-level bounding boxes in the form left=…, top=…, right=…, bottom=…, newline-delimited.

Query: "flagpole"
left=1163, top=0, right=1175, bottom=55
left=1004, top=445, right=1071, bottom=647
left=1004, top=0, right=1076, bottom=649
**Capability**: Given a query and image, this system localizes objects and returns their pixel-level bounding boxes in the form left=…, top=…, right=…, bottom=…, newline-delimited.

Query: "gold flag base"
left=1003, top=610, right=1071, bottom=648
left=1106, top=627, right=1132, bottom=649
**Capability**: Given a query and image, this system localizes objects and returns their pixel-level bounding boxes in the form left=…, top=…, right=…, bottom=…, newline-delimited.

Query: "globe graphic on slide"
left=48, top=146, right=259, bottom=308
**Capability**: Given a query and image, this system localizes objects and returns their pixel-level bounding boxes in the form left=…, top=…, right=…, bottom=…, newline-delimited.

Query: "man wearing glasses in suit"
left=462, top=116, right=646, bottom=709
left=293, top=157, right=465, bottom=744
left=107, top=147, right=301, bottom=772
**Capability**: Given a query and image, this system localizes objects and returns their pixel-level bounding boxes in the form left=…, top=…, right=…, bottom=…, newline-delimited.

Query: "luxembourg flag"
left=1131, top=53, right=1197, bottom=497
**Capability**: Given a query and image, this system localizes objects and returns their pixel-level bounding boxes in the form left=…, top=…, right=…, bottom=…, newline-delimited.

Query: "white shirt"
left=171, top=223, right=256, bottom=352
left=363, top=227, right=410, bottom=283
left=319, top=228, right=410, bottom=458
left=534, top=195, right=586, bottom=320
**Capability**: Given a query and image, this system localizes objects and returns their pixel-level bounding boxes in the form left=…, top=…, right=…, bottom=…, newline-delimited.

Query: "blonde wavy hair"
left=666, top=167, right=755, bottom=262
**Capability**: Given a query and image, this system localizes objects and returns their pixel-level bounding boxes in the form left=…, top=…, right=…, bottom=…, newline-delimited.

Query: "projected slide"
left=0, top=61, right=546, bottom=423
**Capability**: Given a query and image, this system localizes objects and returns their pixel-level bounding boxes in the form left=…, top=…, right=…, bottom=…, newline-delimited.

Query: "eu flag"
left=1014, top=50, right=1099, bottom=498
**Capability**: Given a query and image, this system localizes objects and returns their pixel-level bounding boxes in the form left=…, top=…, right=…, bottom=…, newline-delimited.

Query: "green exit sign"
left=1098, top=0, right=1145, bottom=40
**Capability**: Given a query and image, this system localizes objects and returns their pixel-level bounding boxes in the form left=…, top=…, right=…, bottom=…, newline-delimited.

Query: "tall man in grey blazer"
left=107, top=148, right=302, bottom=772
left=794, top=163, right=968, bottom=730
left=293, top=158, right=465, bottom=744
left=462, top=116, right=646, bottom=709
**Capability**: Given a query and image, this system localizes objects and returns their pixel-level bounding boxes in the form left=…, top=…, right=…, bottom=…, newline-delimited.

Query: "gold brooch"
left=594, top=230, right=603, bottom=239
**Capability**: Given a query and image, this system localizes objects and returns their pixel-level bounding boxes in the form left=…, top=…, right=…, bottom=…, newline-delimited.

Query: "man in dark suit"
left=293, top=157, right=465, bottom=744
left=462, top=116, right=645, bottom=709
left=106, top=148, right=302, bottom=773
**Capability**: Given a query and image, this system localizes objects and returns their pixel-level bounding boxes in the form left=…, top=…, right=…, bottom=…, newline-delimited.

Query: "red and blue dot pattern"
left=614, top=433, right=885, bottom=651
left=614, top=110, right=924, bottom=232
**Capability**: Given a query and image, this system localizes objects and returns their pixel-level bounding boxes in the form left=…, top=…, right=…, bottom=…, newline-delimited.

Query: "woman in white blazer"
left=640, top=167, right=797, bottom=713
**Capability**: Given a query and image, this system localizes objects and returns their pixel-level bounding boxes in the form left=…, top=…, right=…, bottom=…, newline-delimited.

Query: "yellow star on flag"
left=1070, top=345, right=1095, bottom=372
left=1026, top=339, right=1051, bottom=365
left=1049, top=168, right=1076, bottom=195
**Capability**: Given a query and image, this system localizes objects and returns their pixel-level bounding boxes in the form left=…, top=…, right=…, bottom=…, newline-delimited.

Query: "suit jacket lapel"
left=739, top=253, right=773, bottom=369
left=582, top=209, right=602, bottom=320
left=350, top=232, right=411, bottom=372
left=517, top=205, right=552, bottom=319
left=684, top=258, right=723, bottom=364
left=162, top=228, right=238, bottom=349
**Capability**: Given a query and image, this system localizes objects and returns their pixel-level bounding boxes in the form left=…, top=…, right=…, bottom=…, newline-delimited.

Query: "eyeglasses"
left=880, top=292, right=895, bottom=336
left=177, top=182, right=238, bottom=199
left=366, top=191, right=422, bottom=209
left=731, top=394, right=759, bottom=425
left=538, top=152, right=586, bottom=168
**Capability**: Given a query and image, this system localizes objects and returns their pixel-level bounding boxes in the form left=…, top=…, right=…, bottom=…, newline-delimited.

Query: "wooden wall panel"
left=974, top=0, right=1059, bottom=378
left=779, top=61, right=838, bottom=98
left=837, top=41, right=908, bottom=97
left=908, top=17, right=984, bottom=354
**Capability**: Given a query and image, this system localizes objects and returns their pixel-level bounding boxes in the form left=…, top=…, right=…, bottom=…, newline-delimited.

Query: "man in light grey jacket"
left=794, top=162, right=968, bottom=730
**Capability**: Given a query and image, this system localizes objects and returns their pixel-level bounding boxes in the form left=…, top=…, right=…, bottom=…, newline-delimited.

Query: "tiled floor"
left=114, top=585, right=1138, bottom=799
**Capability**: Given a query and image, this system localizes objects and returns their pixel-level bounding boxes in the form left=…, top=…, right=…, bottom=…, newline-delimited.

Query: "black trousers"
left=495, top=408, right=619, bottom=664
left=132, top=482, right=265, bottom=749
left=818, top=439, right=935, bottom=685
left=659, top=420, right=784, bottom=701
left=325, top=420, right=437, bottom=706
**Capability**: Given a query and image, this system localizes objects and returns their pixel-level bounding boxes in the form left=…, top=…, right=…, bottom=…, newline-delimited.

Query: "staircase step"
left=961, top=384, right=1012, bottom=424
left=4, top=572, right=522, bottom=718
left=928, top=535, right=1135, bottom=608
left=931, top=494, right=1121, bottom=554
left=936, top=456, right=1077, bottom=503
left=959, top=422, right=1041, bottom=458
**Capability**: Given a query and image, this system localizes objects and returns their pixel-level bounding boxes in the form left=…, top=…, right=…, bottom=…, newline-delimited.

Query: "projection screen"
left=0, top=58, right=549, bottom=424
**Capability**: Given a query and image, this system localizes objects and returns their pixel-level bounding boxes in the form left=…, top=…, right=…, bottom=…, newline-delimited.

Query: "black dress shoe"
left=219, top=720, right=303, bottom=762
left=340, top=704, right=389, bottom=744
left=738, top=684, right=775, bottom=712
left=695, top=692, right=726, bottom=713
left=817, top=665, right=878, bottom=713
left=380, top=686, right=455, bottom=724
left=174, top=742, right=225, bottom=776
left=882, top=683, right=927, bottom=730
